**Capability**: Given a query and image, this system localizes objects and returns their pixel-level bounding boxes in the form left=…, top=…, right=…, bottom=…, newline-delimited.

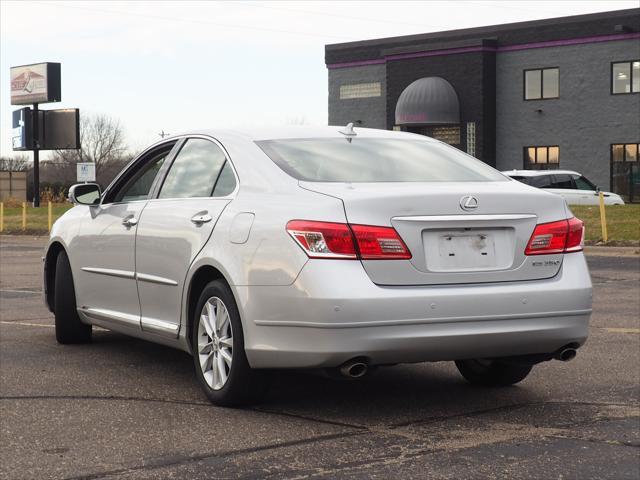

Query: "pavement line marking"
left=0, top=321, right=109, bottom=331
left=600, top=327, right=640, bottom=334
left=0, top=289, right=41, bottom=294
left=0, top=321, right=54, bottom=328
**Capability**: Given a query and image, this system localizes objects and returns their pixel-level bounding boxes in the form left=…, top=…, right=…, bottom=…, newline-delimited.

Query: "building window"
left=524, top=68, right=559, bottom=100
left=466, top=122, right=476, bottom=157
left=612, top=143, right=639, bottom=162
left=612, top=61, right=640, bottom=94
left=525, top=146, right=560, bottom=169
left=339, top=82, right=381, bottom=99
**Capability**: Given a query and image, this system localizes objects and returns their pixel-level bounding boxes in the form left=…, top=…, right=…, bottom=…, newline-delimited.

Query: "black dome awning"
left=395, top=77, right=460, bottom=126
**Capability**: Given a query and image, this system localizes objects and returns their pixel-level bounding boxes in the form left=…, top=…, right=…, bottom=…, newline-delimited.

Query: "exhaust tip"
left=556, top=348, right=577, bottom=362
left=339, top=360, right=369, bottom=378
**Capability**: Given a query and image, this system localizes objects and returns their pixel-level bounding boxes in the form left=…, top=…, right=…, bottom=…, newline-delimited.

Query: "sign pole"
left=32, top=102, right=40, bottom=207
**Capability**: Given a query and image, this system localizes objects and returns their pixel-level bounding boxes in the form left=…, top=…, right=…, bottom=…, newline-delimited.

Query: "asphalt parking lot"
left=1, top=235, right=638, bottom=480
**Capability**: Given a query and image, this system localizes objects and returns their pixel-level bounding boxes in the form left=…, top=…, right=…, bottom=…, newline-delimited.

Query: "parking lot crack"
left=0, top=394, right=212, bottom=407
left=61, top=431, right=364, bottom=480
left=388, top=400, right=639, bottom=429
left=546, top=434, right=640, bottom=449
left=250, top=407, right=369, bottom=430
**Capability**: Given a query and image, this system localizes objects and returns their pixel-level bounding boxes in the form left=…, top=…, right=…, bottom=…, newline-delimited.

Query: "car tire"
left=191, top=280, right=269, bottom=406
left=54, top=250, right=92, bottom=344
left=455, top=359, right=532, bottom=387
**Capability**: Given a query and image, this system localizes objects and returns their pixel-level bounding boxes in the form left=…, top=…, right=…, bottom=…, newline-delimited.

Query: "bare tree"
left=49, top=113, right=127, bottom=175
left=0, top=154, right=30, bottom=171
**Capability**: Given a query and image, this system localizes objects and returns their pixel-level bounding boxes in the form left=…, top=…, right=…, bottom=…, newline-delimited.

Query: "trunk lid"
left=300, top=180, right=568, bottom=285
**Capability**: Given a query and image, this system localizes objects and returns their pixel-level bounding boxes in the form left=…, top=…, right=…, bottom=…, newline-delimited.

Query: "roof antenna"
left=339, top=122, right=357, bottom=142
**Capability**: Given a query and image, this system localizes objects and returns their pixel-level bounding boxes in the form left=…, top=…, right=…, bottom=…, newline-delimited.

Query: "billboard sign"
left=12, top=108, right=30, bottom=150
left=12, top=108, right=43, bottom=151
left=12, top=107, right=80, bottom=151
left=43, top=109, right=81, bottom=150
left=77, top=163, right=96, bottom=182
left=10, top=62, right=61, bottom=105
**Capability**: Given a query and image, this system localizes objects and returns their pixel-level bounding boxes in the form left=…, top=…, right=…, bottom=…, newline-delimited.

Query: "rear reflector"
left=286, top=220, right=411, bottom=260
left=525, top=217, right=584, bottom=255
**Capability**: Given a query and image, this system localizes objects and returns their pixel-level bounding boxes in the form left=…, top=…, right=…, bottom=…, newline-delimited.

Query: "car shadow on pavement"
left=84, top=329, right=544, bottom=426
left=259, top=367, right=545, bottom=426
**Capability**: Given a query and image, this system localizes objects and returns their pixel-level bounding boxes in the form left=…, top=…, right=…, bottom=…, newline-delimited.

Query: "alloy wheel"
left=197, top=296, right=233, bottom=390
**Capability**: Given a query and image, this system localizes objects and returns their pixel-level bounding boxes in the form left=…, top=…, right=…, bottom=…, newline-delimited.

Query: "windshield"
left=256, top=138, right=507, bottom=183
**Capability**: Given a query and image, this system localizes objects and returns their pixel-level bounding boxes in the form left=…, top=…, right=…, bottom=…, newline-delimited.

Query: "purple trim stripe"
left=497, top=32, right=640, bottom=52
left=326, top=58, right=386, bottom=69
left=327, top=32, right=640, bottom=69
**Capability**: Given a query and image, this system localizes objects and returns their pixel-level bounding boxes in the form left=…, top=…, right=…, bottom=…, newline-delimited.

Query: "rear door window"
left=159, top=138, right=228, bottom=199
left=550, top=174, right=574, bottom=189
left=528, top=175, right=554, bottom=188
left=211, top=162, right=237, bottom=197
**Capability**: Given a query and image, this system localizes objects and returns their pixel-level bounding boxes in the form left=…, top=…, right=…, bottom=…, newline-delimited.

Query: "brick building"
left=325, top=9, right=640, bottom=200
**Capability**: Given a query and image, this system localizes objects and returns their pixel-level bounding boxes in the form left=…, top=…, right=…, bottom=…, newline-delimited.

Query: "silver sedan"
left=44, top=126, right=592, bottom=405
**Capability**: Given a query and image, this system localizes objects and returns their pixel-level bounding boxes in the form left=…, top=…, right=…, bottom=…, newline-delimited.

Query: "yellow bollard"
left=0, top=202, right=3, bottom=233
left=22, top=202, right=26, bottom=231
left=48, top=201, right=52, bottom=232
left=598, top=191, right=608, bottom=243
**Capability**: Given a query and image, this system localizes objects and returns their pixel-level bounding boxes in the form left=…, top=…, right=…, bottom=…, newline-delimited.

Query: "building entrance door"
left=405, top=125, right=462, bottom=150
left=611, top=143, right=639, bottom=203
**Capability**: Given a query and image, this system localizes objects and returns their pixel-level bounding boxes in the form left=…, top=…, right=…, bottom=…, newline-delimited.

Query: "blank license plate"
left=435, top=233, right=497, bottom=270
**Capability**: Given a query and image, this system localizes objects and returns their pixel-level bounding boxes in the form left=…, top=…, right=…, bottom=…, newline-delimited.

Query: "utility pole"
left=159, top=130, right=170, bottom=139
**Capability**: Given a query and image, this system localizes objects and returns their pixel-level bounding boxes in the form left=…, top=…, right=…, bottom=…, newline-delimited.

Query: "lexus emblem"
left=459, top=195, right=479, bottom=211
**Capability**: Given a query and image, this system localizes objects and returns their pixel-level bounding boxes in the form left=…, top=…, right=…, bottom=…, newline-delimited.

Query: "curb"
left=583, top=246, right=640, bottom=257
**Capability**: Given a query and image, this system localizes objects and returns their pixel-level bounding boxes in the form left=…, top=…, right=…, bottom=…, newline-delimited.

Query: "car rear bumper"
left=235, top=253, right=592, bottom=368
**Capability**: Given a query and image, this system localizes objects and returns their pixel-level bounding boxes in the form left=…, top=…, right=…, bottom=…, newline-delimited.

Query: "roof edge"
left=325, top=8, right=640, bottom=52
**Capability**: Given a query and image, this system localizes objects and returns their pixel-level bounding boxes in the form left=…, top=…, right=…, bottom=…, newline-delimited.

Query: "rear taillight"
left=286, top=220, right=411, bottom=260
left=351, top=224, right=412, bottom=259
left=286, top=220, right=357, bottom=259
left=525, top=217, right=584, bottom=255
left=565, top=217, right=585, bottom=253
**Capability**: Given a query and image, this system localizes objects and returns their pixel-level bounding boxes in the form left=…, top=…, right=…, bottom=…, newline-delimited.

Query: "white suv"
left=503, top=170, right=625, bottom=206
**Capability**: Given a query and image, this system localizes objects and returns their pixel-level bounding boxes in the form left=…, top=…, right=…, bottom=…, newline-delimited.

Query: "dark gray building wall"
left=328, top=64, right=386, bottom=128
left=496, top=39, right=640, bottom=190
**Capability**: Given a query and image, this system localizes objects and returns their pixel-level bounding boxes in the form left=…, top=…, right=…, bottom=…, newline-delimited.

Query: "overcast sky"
left=1, top=0, right=637, bottom=158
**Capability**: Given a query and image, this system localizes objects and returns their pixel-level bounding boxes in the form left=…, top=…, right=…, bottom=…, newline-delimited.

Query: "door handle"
left=122, top=216, right=138, bottom=227
left=191, top=213, right=212, bottom=225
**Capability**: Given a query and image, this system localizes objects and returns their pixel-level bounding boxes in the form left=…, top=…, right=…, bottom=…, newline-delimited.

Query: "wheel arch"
left=185, top=264, right=234, bottom=353
left=44, top=241, right=67, bottom=312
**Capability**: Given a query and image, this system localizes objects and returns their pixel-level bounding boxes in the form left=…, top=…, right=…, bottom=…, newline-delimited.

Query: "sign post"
left=33, top=103, right=40, bottom=207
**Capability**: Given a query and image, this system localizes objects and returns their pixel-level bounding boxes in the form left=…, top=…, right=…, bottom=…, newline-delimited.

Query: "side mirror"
left=68, top=183, right=101, bottom=205
left=595, top=186, right=601, bottom=193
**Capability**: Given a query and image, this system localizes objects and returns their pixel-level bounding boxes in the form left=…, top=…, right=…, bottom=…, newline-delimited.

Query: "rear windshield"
left=256, top=138, right=507, bottom=183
